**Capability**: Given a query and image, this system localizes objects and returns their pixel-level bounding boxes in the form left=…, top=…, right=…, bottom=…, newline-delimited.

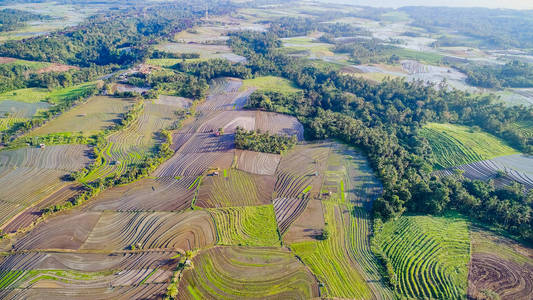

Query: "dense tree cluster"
left=0, top=1, right=234, bottom=67
left=457, top=60, right=533, bottom=89
left=400, top=6, right=533, bottom=49
left=234, top=127, right=297, bottom=154
left=0, top=9, right=49, bottom=32
left=174, top=58, right=252, bottom=80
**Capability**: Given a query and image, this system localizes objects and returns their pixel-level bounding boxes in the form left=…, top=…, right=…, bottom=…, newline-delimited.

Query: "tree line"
left=228, top=28, right=533, bottom=241
left=234, top=126, right=297, bottom=154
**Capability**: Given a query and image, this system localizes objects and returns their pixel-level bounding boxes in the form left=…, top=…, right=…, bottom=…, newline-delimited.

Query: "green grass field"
left=421, top=122, right=518, bottom=168
left=374, top=214, right=470, bottom=300
left=0, top=81, right=99, bottom=105
left=240, top=76, right=301, bottom=93
left=0, top=88, right=50, bottom=103
left=209, top=205, right=280, bottom=247
left=384, top=48, right=445, bottom=65
left=29, top=96, right=133, bottom=136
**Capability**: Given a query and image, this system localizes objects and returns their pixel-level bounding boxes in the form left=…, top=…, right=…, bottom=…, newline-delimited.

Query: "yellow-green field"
left=29, top=96, right=133, bottom=136
left=421, top=122, right=519, bottom=168
left=240, top=76, right=302, bottom=93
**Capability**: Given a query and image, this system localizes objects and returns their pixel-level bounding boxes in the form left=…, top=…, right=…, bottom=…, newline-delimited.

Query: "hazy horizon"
left=318, top=0, right=533, bottom=10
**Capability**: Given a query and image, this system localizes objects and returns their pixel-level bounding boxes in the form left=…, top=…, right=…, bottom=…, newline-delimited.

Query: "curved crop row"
left=374, top=215, right=470, bottom=299
left=209, top=205, right=280, bottom=247
left=290, top=202, right=372, bottom=299
left=275, top=142, right=330, bottom=198
left=421, top=123, right=518, bottom=169
left=80, top=211, right=216, bottom=251
left=178, top=246, right=319, bottom=299
left=196, top=169, right=274, bottom=208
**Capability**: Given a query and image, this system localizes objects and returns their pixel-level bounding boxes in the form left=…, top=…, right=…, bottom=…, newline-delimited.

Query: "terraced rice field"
left=178, top=246, right=319, bottom=299
left=421, top=122, right=518, bottom=168
left=209, top=205, right=280, bottom=247
left=0, top=100, right=50, bottom=119
left=85, top=177, right=196, bottom=212
left=255, top=111, right=304, bottom=141
left=79, top=211, right=216, bottom=251
left=374, top=215, right=470, bottom=299
left=82, top=101, right=177, bottom=182
left=468, top=228, right=533, bottom=300
left=436, top=154, right=533, bottom=189
left=2, top=184, right=83, bottom=234
left=288, top=143, right=391, bottom=299
left=0, top=145, right=91, bottom=227
left=275, top=142, right=331, bottom=199
left=196, top=169, right=274, bottom=208
left=290, top=202, right=372, bottom=299
left=13, top=210, right=216, bottom=252
left=29, top=96, right=133, bottom=136
left=197, top=78, right=251, bottom=111
left=235, top=150, right=280, bottom=175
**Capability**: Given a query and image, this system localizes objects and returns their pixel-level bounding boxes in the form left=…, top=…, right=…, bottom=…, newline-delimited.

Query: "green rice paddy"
left=421, top=122, right=519, bottom=168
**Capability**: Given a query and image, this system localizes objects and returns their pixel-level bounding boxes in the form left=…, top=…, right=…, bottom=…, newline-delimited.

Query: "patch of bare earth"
left=468, top=253, right=533, bottom=300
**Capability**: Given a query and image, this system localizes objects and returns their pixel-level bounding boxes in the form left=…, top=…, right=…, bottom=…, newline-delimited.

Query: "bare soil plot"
left=437, top=154, right=533, bottom=189
left=0, top=145, right=91, bottom=227
left=0, top=251, right=178, bottom=272
left=85, top=177, right=195, bottom=212
left=13, top=210, right=101, bottom=251
left=255, top=111, right=304, bottom=141
left=468, top=253, right=533, bottom=300
left=196, top=169, right=275, bottom=208
left=282, top=199, right=325, bottom=243
left=154, top=150, right=234, bottom=177
left=113, top=83, right=150, bottom=94
left=155, top=95, right=192, bottom=108
left=0, top=284, right=168, bottom=300
left=34, top=63, right=78, bottom=74
left=179, top=246, right=319, bottom=299
left=275, top=142, right=331, bottom=199
left=29, top=96, right=133, bottom=136
left=235, top=149, right=281, bottom=175
left=80, top=211, right=216, bottom=251
left=196, top=110, right=256, bottom=133
left=178, top=133, right=235, bottom=153
left=2, top=184, right=83, bottom=234
left=273, top=197, right=309, bottom=235
left=198, top=77, right=253, bottom=111
left=468, top=228, right=533, bottom=300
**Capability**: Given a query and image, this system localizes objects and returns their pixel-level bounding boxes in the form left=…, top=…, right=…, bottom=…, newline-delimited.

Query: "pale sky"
left=319, top=0, right=533, bottom=10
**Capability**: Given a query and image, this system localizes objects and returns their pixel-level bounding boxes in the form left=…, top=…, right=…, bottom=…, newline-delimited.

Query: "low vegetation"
left=373, top=214, right=470, bottom=299
left=421, top=122, right=518, bottom=169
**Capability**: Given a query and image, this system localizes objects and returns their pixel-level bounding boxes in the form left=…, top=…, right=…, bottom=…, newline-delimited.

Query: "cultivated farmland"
left=421, top=122, right=518, bottom=168
left=0, top=145, right=91, bottom=227
left=196, top=169, right=274, bottom=208
left=374, top=215, right=470, bottom=299
left=436, top=154, right=533, bottom=189
left=29, top=96, right=133, bottom=136
left=178, top=246, right=319, bottom=299
left=468, top=228, right=533, bottom=300
left=209, top=205, right=280, bottom=247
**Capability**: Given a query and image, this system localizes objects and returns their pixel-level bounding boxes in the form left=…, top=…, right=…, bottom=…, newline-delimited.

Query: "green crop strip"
left=209, top=205, right=280, bottom=247
left=373, top=214, right=470, bottom=299
left=140, top=268, right=159, bottom=284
